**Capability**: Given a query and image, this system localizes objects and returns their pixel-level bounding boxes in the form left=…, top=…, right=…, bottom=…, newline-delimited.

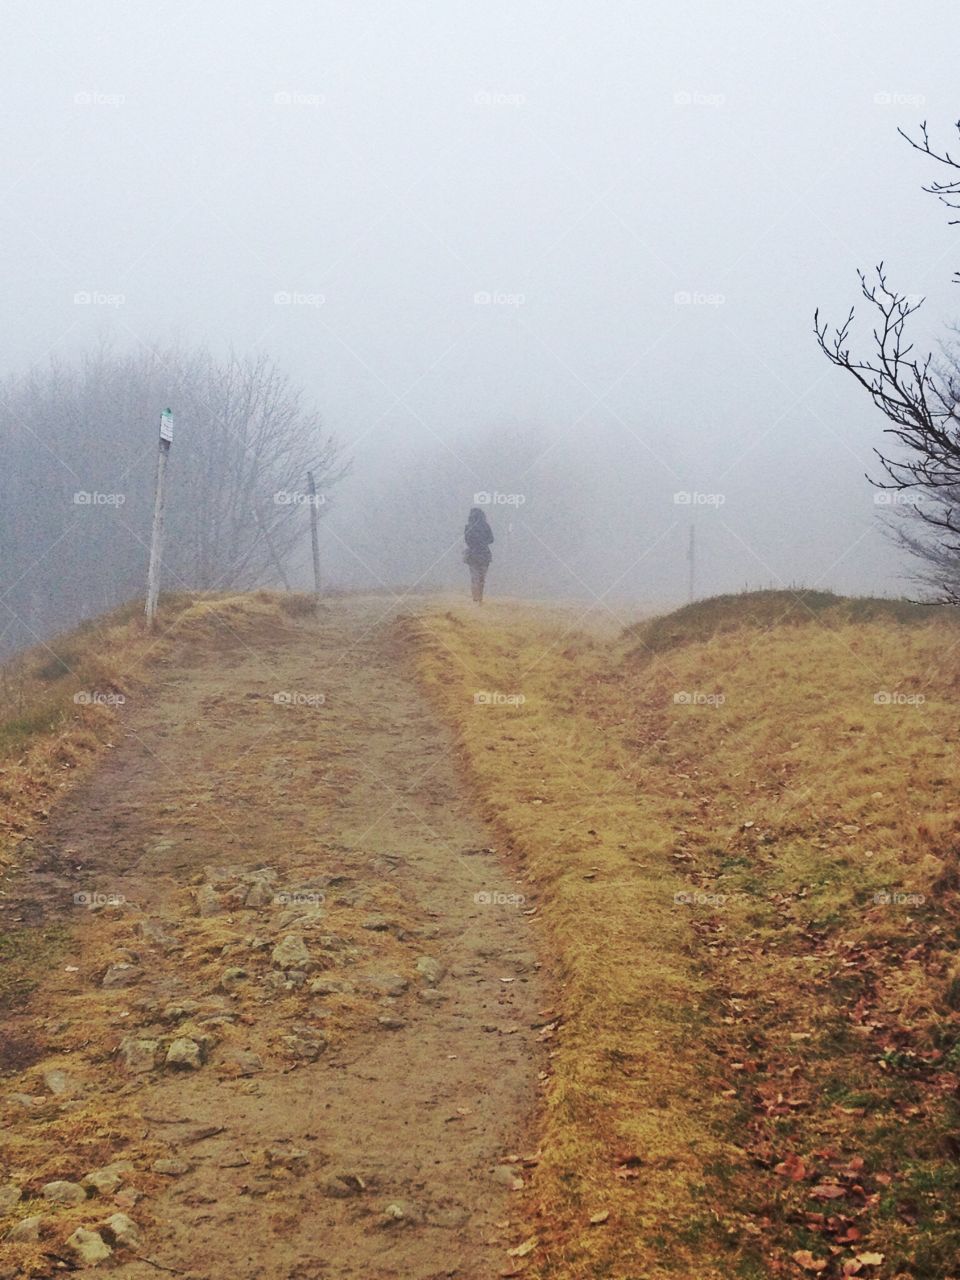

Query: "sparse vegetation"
left=406, top=591, right=960, bottom=1279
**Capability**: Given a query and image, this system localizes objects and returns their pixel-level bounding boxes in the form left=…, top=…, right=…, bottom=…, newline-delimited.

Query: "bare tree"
left=0, top=344, right=347, bottom=654
left=814, top=120, right=960, bottom=602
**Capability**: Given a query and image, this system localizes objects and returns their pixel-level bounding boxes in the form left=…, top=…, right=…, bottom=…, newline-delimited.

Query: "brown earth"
left=0, top=597, right=545, bottom=1280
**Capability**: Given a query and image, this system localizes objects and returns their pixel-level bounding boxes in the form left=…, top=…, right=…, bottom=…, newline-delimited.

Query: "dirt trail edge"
left=0, top=598, right=545, bottom=1280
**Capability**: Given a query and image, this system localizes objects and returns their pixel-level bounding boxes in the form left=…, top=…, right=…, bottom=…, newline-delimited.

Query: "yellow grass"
left=402, top=592, right=960, bottom=1280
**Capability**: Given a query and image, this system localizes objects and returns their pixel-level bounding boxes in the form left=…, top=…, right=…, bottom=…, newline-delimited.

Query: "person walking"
left=463, top=507, right=494, bottom=604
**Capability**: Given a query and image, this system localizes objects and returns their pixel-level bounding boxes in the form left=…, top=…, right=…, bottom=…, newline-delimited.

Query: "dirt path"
left=0, top=598, right=545, bottom=1280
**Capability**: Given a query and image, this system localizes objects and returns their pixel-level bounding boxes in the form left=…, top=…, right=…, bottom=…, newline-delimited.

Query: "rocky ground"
left=0, top=597, right=546, bottom=1279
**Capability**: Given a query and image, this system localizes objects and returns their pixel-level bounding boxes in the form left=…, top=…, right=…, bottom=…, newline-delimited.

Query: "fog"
left=3, top=0, right=959, bottom=638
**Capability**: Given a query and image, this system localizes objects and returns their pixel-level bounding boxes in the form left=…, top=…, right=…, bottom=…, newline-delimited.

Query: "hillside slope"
left=404, top=591, right=960, bottom=1280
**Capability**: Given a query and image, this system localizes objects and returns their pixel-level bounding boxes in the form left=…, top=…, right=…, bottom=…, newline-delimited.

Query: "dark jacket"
left=464, top=514, right=494, bottom=565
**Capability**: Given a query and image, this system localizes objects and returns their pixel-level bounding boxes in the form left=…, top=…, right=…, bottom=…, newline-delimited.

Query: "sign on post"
left=145, top=409, right=174, bottom=628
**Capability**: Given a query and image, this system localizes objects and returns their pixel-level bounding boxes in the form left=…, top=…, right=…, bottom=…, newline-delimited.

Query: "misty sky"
left=4, top=1, right=959, bottom=608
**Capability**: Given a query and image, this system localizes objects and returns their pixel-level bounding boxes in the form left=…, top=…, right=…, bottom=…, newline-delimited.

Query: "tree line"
left=0, top=344, right=346, bottom=655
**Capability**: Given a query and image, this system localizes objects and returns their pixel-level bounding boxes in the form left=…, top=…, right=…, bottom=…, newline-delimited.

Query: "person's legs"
left=468, top=562, right=482, bottom=602
left=476, top=563, right=487, bottom=604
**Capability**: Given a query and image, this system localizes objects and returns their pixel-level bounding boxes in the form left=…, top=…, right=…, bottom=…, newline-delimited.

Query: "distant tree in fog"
left=815, top=120, right=960, bottom=603
left=0, top=344, right=347, bottom=652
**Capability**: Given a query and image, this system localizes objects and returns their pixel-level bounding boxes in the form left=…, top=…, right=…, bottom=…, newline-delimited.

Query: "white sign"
left=159, top=410, right=173, bottom=443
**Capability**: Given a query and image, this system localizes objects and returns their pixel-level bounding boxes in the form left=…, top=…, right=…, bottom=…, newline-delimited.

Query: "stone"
left=307, top=977, right=353, bottom=996
left=286, top=969, right=307, bottom=989
left=271, top=934, right=312, bottom=971
left=101, top=963, right=141, bottom=990
left=418, top=988, right=446, bottom=1005
left=119, top=1037, right=159, bottom=1073
left=265, top=1147, right=309, bottom=1174
left=65, top=1226, right=112, bottom=1266
left=364, top=973, right=408, bottom=997
left=82, top=1168, right=122, bottom=1197
left=99, top=1211, right=139, bottom=1247
left=162, top=1000, right=201, bottom=1023
left=217, top=1048, right=263, bottom=1076
left=220, top=966, right=248, bottom=992
left=6, top=1215, right=41, bottom=1242
left=151, top=1158, right=189, bottom=1176
left=136, top=919, right=182, bottom=951
left=41, top=1180, right=87, bottom=1206
left=376, top=1015, right=405, bottom=1030
left=492, top=1164, right=524, bottom=1189
left=194, top=884, right=222, bottom=917
left=0, top=1186, right=20, bottom=1215
left=321, top=1171, right=365, bottom=1198
left=43, top=1069, right=82, bottom=1097
left=280, top=1033, right=327, bottom=1060
left=244, top=881, right=274, bottom=908
left=414, top=956, right=445, bottom=985
left=361, top=916, right=391, bottom=932
left=165, top=1037, right=203, bottom=1070
left=383, top=1201, right=408, bottom=1222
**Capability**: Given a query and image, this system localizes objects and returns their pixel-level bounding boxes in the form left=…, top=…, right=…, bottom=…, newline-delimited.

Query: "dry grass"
left=402, top=592, right=960, bottom=1280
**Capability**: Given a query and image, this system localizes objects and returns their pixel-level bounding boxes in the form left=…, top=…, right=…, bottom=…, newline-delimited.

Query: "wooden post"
left=254, top=503, right=291, bottom=590
left=145, top=409, right=173, bottom=628
left=687, top=523, right=696, bottom=603
left=307, top=471, right=321, bottom=598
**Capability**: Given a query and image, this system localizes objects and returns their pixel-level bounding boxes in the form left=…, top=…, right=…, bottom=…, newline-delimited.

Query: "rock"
left=151, top=1158, right=189, bottom=1176
left=280, top=1033, right=327, bottom=1060
left=99, top=1211, right=139, bottom=1247
left=217, top=1048, right=263, bottom=1076
left=101, top=963, right=141, bottom=990
left=7, top=1092, right=42, bottom=1109
left=414, top=956, right=445, bottom=986
left=0, top=1186, right=20, bottom=1215
left=65, top=1226, right=112, bottom=1266
left=418, top=988, right=446, bottom=1005
left=264, top=1147, right=309, bottom=1174
left=382, top=1201, right=408, bottom=1223
left=262, top=971, right=290, bottom=993
left=165, top=1037, right=203, bottom=1070
left=194, top=884, right=222, bottom=917
left=119, top=1036, right=159, bottom=1073
left=492, top=1164, right=524, bottom=1189
left=510, top=950, right=539, bottom=973
left=220, top=966, right=248, bottom=992
left=244, top=881, right=274, bottom=908
left=81, top=1168, right=122, bottom=1197
left=321, top=1171, right=365, bottom=1198
left=286, top=969, right=307, bottom=989
left=307, top=977, right=353, bottom=996
left=43, top=1069, right=83, bottom=1097
left=136, top=919, right=182, bottom=951
left=364, top=973, right=409, bottom=997
left=161, top=1000, right=201, bottom=1023
left=271, top=934, right=313, bottom=971
left=6, top=1215, right=42, bottom=1242
left=361, top=916, right=392, bottom=932
left=41, top=1180, right=87, bottom=1206
left=376, top=1015, right=405, bottom=1030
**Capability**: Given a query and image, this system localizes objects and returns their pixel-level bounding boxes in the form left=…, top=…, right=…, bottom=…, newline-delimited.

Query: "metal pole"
left=307, top=470, right=321, bottom=598
left=145, top=409, right=173, bottom=628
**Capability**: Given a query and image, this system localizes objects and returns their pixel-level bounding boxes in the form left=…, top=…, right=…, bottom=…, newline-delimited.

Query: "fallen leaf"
left=507, top=1237, right=537, bottom=1259
left=810, top=1183, right=846, bottom=1200
left=855, top=1254, right=884, bottom=1267
left=589, top=1210, right=609, bottom=1225
left=792, top=1249, right=828, bottom=1273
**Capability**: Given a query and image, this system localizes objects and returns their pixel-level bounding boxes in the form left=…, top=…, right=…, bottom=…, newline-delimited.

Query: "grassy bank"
left=402, top=592, right=960, bottom=1280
